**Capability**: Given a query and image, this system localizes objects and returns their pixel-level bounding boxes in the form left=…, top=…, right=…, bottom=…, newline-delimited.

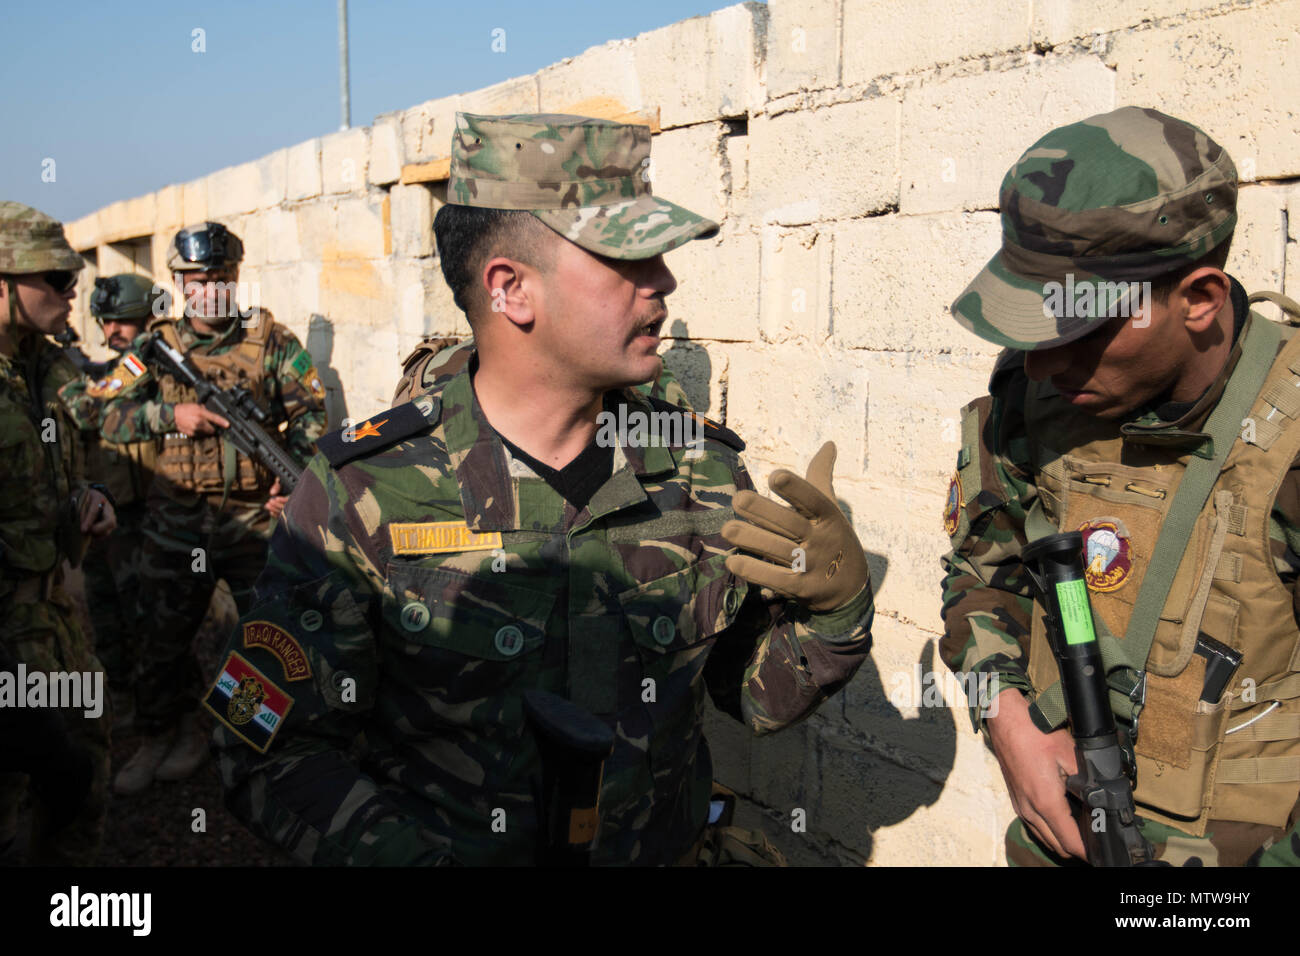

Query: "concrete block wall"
left=63, top=0, right=1300, bottom=865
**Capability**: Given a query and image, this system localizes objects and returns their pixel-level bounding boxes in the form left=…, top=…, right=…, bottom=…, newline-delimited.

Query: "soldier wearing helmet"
left=99, top=221, right=327, bottom=797
left=0, top=200, right=115, bottom=865
left=59, top=274, right=169, bottom=730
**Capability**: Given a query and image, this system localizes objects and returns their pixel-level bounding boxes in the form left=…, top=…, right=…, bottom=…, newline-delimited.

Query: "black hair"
left=1148, top=238, right=1233, bottom=303
left=433, top=205, right=555, bottom=322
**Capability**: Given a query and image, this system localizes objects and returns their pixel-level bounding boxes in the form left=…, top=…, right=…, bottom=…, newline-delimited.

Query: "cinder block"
left=658, top=339, right=728, bottom=417
left=849, top=484, right=956, bottom=626
left=766, top=0, right=840, bottom=98
left=120, top=194, right=157, bottom=240
left=749, top=96, right=899, bottom=224
left=749, top=718, right=819, bottom=812
left=459, top=75, right=538, bottom=117
left=391, top=258, right=449, bottom=342
left=318, top=243, right=392, bottom=330
left=64, top=213, right=99, bottom=253
left=263, top=206, right=302, bottom=265
left=321, top=128, right=370, bottom=195
left=536, top=39, right=642, bottom=113
left=207, top=161, right=265, bottom=218
left=154, top=185, right=183, bottom=232
left=648, top=123, right=727, bottom=226
left=335, top=196, right=387, bottom=259
left=724, top=342, right=871, bottom=475
left=633, top=3, right=765, bottom=128
left=390, top=183, right=434, bottom=259
left=257, top=149, right=287, bottom=209
left=401, top=94, right=461, bottom=165
left=843, top=0, right=1029, bottom=83
left=286, top=138, right=322, bottom=201
left=900, top=57, right=1115, bottom=215
left=662, top=226, right=759, bottom=342
left=759, top=225, right=832, bottom=343
left=1111, top=0, right=1300, bottom=181
left=830, top=211, right=1005, bottom=355
left=1229, top=184, right=1287, bottom=296
left=1033, top=0, right=1237, bottom=48
left=369, top=114, right=402, bottom=187
left=294, top=200, right=339, bottom=261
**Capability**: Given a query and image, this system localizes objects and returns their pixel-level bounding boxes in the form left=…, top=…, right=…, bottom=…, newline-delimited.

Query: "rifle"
left=523, top=689, right=615, bottom=867
left=137, top=331, right=303, bottom=494
left=1022, top=532, right=1156, bottom=866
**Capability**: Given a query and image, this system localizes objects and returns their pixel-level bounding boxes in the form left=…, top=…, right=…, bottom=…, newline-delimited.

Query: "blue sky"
left=2, top=0, right=744, bottom=222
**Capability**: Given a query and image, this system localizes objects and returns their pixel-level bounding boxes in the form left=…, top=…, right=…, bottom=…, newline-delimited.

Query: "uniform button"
left=400, top=601, right=430, bottom=632
left=652, top=616, right=676, bottom=645
left=723, top=586, right=741, bottom=617
left=494, top=625, right=525, bottom=657
left=300, top=609, right=323, bottom=632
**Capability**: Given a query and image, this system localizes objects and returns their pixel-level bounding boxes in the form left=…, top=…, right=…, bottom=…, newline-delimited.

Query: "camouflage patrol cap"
left=447, top=112, right=719, bottom=260
left=952, top=106, right=1237, bottom=350
left=0, top=200, right=83, bottom=274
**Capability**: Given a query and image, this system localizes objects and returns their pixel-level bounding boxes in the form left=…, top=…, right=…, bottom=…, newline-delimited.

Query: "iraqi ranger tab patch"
left=389, top=522, right=503, bottom=555
left=1078, top=518, right=1133, bottom=592
left=943, top=473, right=962, bottom=536
left=202, top=651, right=294, bottom=753
left=316, top=398, right=440, bottom=468
left=242, top=620, right=312, bottom=682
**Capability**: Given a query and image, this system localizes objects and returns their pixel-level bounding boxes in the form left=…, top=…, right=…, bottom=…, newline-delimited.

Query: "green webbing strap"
left=1029, top=315, right=1284, bottom=732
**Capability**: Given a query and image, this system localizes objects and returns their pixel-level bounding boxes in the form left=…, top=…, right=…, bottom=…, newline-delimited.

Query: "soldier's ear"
left=481, top=257, right=536, bottom=329
left=1179, top=267, right=1231, bottom=334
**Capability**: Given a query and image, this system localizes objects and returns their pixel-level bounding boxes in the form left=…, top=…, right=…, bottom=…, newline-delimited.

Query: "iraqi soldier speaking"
left=101, top=222, right=328, bottom=795
left=940, top=106, right=1300, bottom=865
left=0, top=201, right=115, bottom=864
left=60, top=274, right=166, bottom=729
left=212, top=113, right=875, bottom=865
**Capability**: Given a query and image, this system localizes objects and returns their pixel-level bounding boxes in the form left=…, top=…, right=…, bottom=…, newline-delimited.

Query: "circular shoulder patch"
left=1078, top=519, right=1133, bottom=592
left=943, top=473, right=963, bottom=536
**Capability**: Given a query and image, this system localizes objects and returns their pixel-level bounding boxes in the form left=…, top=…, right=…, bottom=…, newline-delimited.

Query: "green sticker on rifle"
left=1055, top=578, right=1097, bottom=645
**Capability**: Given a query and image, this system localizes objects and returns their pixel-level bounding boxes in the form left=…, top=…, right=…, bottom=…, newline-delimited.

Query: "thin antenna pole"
left=338, top=0, right=351, bottom=130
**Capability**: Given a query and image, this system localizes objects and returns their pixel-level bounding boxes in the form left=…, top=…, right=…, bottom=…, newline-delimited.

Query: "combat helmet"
left=166, top=221, right=244, bottom=272
left=90, top=273, right=170, bottom=322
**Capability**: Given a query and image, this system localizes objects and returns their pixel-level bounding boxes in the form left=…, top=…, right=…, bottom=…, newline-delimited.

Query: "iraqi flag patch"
left=122, top=354, right=147, bottom=378
left=943, top=473, right=962, bottom=537
left=202, top=651, right=294, bottom=753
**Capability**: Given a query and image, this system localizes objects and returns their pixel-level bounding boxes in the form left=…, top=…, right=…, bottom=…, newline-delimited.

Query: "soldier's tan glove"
left=721, top=441, right=868, bottom=612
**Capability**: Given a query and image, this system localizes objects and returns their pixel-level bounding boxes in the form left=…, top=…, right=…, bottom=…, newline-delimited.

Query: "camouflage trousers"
left=0, top=591, right=111, bottom=865
left=1005, top=814, right=1287, bottom=867
left=82, top=501, right=148, bottom=690
left=133, top=493, right=274, bottom=735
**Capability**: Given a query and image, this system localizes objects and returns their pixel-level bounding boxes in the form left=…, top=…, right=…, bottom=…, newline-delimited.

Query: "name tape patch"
left=389, top=521, right=503, bottom=555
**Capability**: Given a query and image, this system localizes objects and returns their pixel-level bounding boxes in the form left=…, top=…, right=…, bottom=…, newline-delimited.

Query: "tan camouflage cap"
left=0, top=200, right=84, bottom=274
left=952, top=106, right=1237, bottom=350
left=447, top=112, right=719, bottom=260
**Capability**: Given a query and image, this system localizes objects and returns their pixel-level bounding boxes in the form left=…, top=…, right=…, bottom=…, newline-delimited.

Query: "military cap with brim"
left=447, top=112, right=719, bottom=260
left=0, top=200, right=84, bottom=274
left=952, top=106, right=1237, bottom=351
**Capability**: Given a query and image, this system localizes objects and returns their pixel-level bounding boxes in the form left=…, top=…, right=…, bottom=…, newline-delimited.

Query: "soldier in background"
left=940, top=107, right=1300, bottom=866
left=101, top=222, right=327, bottom=796
left=0, top=201, right=115, bottom=864
left=211, top=113, right=875, bottom=866
left=60, top=274, right=166, bottom=730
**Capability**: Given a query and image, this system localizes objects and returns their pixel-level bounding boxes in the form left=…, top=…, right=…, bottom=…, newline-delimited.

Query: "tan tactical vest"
left=150, top=314, right=275, bottom=495
left=1024, top=314, right=1300, bottom=835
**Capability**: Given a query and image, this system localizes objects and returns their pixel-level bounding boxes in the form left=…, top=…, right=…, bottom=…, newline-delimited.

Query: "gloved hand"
left=721, top=441, right=869, bottom=612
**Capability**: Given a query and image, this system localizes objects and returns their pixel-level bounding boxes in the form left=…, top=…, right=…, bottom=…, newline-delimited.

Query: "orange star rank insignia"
left=351, top=418, right=387, bottom=440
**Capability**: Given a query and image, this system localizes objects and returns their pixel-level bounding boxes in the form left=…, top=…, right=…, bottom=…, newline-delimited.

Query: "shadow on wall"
left=715, top=503, right=960, bottom=864
left=307, top=313, right=348, bottom=429
left=659, top=319, right=714, bottom=415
